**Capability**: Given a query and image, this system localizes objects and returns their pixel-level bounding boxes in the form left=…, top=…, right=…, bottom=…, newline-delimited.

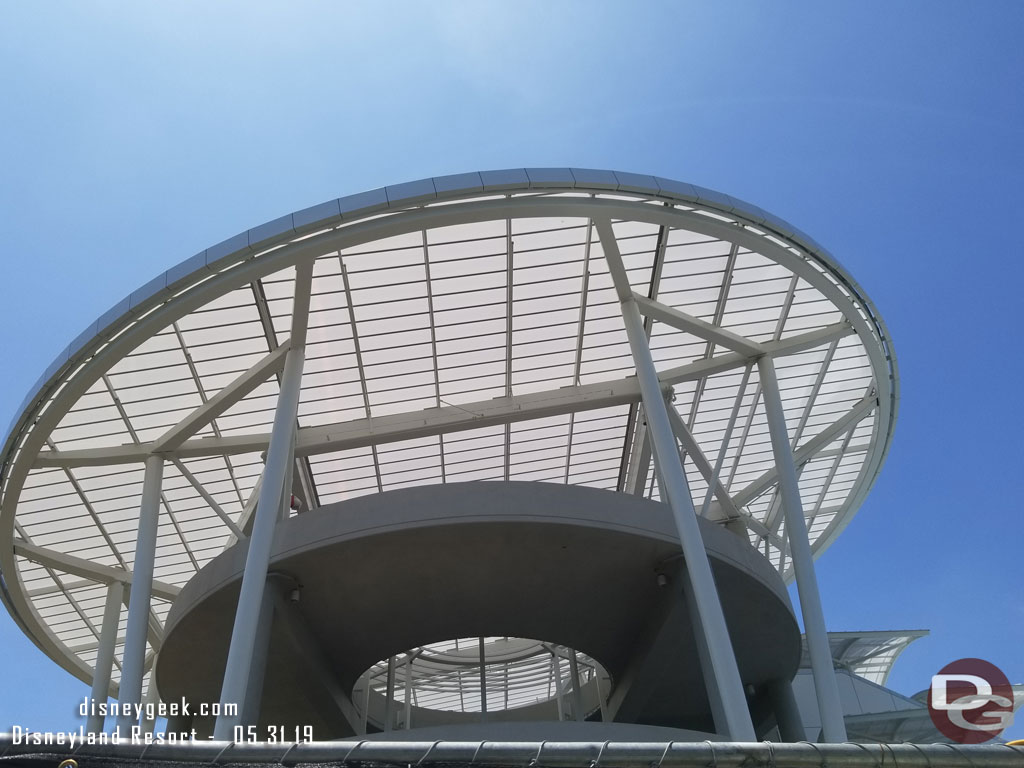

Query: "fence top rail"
left=2, top=736, right=1023, bottom=768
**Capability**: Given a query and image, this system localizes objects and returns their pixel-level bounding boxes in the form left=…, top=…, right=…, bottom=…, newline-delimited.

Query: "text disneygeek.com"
left=79, top=697, right=235, bottom=721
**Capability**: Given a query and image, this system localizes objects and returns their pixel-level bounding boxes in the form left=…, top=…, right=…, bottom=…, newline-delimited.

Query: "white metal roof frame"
left=0, top=168, right=899, bottom=694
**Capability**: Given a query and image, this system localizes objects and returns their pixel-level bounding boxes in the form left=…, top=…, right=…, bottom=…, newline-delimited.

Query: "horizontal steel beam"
left=633, top=294, right=765, bottom=357
left=33, top=323, right=856, bottom=470
left=69, top=634, right=126, bottom=654
left=26, top=577, right=95, bottom=598
left=13, top=539, right=180, bottom=602
left=731, top=392, right=877, bottom=510
left=152, top=341, right=291, bottom=453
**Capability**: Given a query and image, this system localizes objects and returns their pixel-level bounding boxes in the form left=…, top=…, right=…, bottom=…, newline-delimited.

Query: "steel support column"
left=212, top=345, right=305, bottom=739
left=87, top=580, right=123, bottom=733
left=551, top=653, right=566, bottom=721
left=766, top=678, right=806, bottom=742
left=361, top=675, right=370, bottom=735
left=568, top=648, right=584, bottom=722
left=403, top=656, right=413, bottom=730
left=238, top=585, right=275, bottom=727
left=141, top=669, right=160, bottom=734
left=757, top=356, right=847, bottom=742
left=116, top=454, right=163, bottom=732
left=679, top=572, right=729, bottom=736
left=384, top=657, right=396, bottom=732
left=598, top=218, right=755, bottom=741
left=213, top=262, right=313, bottom=739
left=478, top=637, right=488, bottom=722
left=594, top=668, right=608, bottom=721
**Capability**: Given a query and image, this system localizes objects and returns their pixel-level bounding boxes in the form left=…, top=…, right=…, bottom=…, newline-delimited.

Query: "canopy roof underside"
left=801, top=631, right=929, bottom=687
left=0, top=170, right=898, bottom=696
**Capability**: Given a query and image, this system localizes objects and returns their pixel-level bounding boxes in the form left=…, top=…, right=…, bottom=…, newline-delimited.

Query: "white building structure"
left=0, top=169, right=901, bottom=744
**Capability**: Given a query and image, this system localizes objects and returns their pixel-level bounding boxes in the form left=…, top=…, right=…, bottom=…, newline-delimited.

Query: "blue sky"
left=1, top=1, right=1021, bottom=742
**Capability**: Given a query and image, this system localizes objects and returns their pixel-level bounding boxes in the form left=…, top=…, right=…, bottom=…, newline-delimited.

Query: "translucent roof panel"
left=801, top=631, right=929, bottom=686
left=0, top=170, right=897, bottom=694
left=360, top=637, right=608, bottom=719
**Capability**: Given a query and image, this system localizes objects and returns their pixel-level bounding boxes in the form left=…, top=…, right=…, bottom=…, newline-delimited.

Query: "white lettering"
left=932, top=674, right=993, bottom=711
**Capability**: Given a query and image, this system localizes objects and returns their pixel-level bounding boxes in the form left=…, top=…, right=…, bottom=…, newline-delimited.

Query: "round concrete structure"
left=157, top=482, right=800, bottom=737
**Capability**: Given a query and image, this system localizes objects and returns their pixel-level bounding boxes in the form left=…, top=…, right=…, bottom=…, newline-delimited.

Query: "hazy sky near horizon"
left=1, top=1, right=1022, bottom=742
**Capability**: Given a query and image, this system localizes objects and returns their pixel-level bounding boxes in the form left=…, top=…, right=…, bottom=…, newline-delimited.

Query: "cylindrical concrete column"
left=758, top=356, right=847, bottom=742
left=116, top=454, right=163, bottom=732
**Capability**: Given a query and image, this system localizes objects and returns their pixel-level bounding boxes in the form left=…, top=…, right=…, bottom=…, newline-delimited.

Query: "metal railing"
left=2, top=737, right=1023, bottom=768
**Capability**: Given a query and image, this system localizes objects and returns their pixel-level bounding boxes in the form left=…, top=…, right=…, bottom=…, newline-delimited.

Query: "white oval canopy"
left=0, top=168, right=897, bottom=693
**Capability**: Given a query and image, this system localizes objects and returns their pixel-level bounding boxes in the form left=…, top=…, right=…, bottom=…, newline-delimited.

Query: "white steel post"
left=767, top=678, right=805, bottom=742
left=384, top=656, right=396, bottom=732
left=551, top=653, right=566, bottom=721
left=403, top=655, right=413, bottom=730
left=238, top=586, right=275, bottom=727
left=757, top=356, right=848, bottom=742
left=568, top=648, right=584, bottom=721
left=141, top=668, right=159, bottom=734
left=212, top=346, right=304, bottom=739
left=595, top=667, right=608, bottom=722
left=679, top=571, right=730, bottom=736
left=87, top=580, right=123, bottom=733
left=213, top=260, right=313, bottom=740
left=597, top=218, right=755, bottom=741
left=478, top=637, right=488, bottom=722
left=361, top=673, right=370, bottom=735
left=116, top=454, right=163, bottom=733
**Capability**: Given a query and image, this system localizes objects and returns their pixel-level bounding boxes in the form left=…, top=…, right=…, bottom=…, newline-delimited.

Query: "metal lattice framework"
left=0, top=169, right=897, bottom=716
left=360, top=637, right=606, bottom=724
